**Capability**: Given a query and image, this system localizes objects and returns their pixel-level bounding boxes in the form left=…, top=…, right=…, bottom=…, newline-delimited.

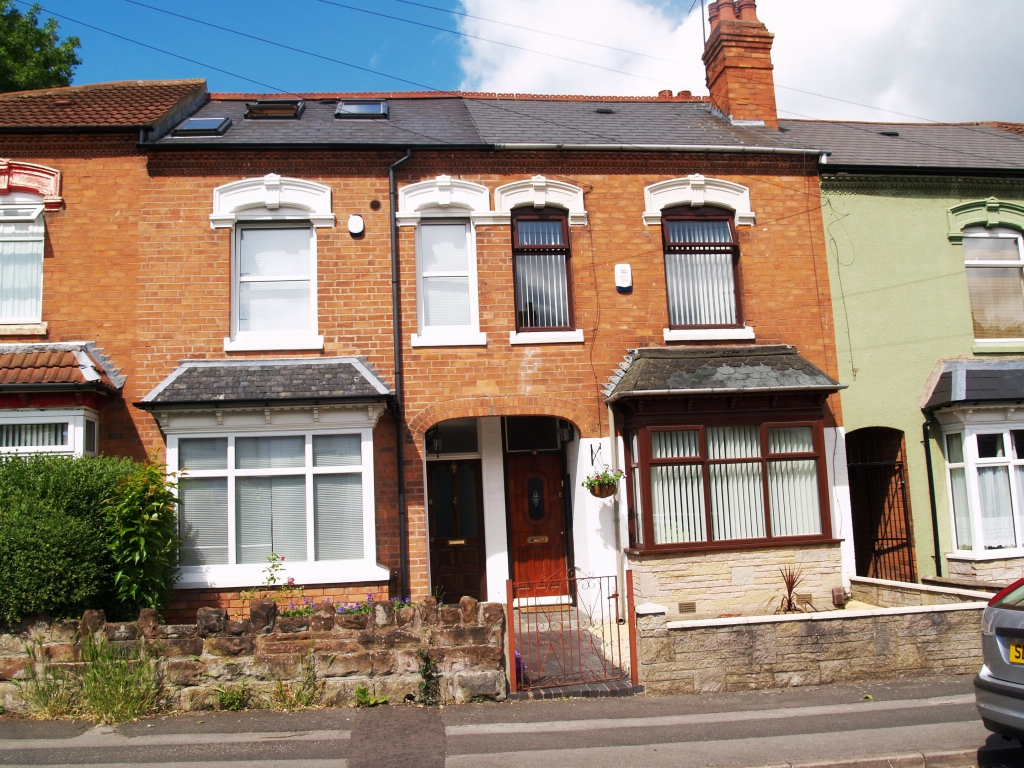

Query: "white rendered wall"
left=479, top=417, right=510, bottom=602
left=567, top=437, right=619, bottom=579
left=825, top=427, right=855, bottom=590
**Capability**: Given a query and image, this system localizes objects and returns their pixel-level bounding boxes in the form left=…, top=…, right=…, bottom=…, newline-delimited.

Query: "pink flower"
left=287, top=577, right=295, bottom=586
left=280, top=556, right=285, bottom=561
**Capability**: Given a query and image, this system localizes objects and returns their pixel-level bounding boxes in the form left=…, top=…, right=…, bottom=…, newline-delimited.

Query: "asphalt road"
left=0, top=675, right=1020, bottom=768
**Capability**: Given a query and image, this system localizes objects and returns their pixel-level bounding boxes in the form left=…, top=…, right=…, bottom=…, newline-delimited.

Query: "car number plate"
left=1010, top=642, right=1024, bottom=665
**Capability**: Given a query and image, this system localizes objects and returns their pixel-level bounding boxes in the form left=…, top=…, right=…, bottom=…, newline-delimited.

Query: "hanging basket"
left=589, top=483, right=618, bottom=499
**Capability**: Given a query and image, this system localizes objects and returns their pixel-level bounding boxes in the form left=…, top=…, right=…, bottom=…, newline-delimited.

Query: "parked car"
left=976, top=577, right=1024, bottom=742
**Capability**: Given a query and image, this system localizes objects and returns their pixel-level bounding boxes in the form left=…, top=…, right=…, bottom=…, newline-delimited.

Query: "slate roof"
left=0, top=80, right=207, bottom=132
left=138, top=358, right=391, bottom=409
left=604, top=345, right=842, bottom=401
left=924, top=360, right=1024, bottom=409
left=779, top=119, right=1024, bottom=172
left=153, top=93, right=812, bottom=152
left=0, top=343, right=123, bottom=391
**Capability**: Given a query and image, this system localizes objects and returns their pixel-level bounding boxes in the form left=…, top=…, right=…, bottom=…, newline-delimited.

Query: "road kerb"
left=746, top=745, right=1024, bottom=768
left=789, top=752, right=925, bottom=768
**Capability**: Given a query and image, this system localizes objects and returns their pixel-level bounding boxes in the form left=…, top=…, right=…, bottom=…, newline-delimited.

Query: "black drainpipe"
left=389, top=149, right=413, bottom=598
left=922, top=410, right=942, bottom=578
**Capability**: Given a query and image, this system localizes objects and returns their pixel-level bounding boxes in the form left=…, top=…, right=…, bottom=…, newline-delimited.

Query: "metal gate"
left=507, top=572, right=636, bottom=692
left=846, top=427, right=918, bottom=583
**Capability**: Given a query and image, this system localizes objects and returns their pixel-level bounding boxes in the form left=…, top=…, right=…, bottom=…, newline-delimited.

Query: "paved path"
left=0, top=675, right=1020, bottom=767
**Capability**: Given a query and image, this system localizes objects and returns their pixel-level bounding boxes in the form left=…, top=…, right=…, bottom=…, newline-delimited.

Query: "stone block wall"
left=628, top=543, right=843, bottom=619
left=947, top=555, right=1024, bottom=586
left=635, top=602, right=985, bottom=695
left=0, top=596, right=506, bottom=715
left=850, top=576, right=992, bottom=607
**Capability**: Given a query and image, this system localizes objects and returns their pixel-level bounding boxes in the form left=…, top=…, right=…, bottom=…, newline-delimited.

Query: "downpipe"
left=922, top=410, right=943, bottom=578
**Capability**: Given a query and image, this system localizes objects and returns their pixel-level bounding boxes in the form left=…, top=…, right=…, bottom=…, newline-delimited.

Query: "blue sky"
left=30, top=0, right=470, bottom=94
left=22, top=0, right=1024, bottom=122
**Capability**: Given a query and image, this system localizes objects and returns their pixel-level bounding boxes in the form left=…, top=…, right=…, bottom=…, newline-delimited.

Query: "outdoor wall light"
left=348, top=214, right=365, bottom=235
left=425, top=426, right=443, bottom=458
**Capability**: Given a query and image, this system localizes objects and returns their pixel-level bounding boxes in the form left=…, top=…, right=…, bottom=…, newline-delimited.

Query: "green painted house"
left=779, top=120, right=1024, bottom=587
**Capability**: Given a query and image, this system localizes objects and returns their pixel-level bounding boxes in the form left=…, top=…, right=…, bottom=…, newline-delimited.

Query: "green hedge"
left=0, top=454, right=178, bottom=626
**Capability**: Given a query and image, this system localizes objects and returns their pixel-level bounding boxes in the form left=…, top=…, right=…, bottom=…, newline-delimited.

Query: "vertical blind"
left=515, top=219, right=570, bottom=329
left=639, top=423, right=823, bottom=546
left=238, top=227, right=312, bottom=333
left=664, top=219, right=737, bottom=327
left=0, top=217, right=43, bottom=322
left=420, top=223, right=471, bottom=328
left=0, top=422, right=67, bottom=448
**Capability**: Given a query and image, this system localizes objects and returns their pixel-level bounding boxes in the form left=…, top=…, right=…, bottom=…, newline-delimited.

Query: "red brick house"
left=0, top=0, right=852, bottom=620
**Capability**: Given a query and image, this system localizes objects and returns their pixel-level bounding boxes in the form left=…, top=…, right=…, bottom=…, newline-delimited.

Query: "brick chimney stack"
left=702, top=0, right=779, bottom=129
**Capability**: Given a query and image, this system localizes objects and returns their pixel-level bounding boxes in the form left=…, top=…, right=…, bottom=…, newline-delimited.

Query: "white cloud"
left=456, top=0, right=1024, bottom=122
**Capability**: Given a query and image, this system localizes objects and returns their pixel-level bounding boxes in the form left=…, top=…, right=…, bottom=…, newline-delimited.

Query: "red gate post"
left=506, top=579, right=517, bottom=694
left=626, top=569, right=639, bottom=687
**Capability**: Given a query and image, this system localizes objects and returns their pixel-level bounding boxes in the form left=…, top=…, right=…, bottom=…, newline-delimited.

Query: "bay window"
left=627, top=420, right=830, bottom=551
left=945, top=427, right=1024, bottom=552
left=172, top=428, right=373, bottom=585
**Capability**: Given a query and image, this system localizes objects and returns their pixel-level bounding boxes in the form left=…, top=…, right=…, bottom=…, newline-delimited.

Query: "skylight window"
left=335, top=100, right=388, bottom=119
left=245, top=99, right=306, bottom=119
left=173, top=117, right=232, bottom=136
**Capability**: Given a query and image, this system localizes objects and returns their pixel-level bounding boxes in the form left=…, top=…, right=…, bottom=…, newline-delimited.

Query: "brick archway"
left=408, top=395, right=601, bottom=441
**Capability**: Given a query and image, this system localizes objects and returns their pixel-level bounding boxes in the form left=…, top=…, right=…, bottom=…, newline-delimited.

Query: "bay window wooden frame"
left=623, top=411, right=835, bottom=554
left=511, top=207, right=574, bottom=332
left=661, top=204, right=744, bottom=330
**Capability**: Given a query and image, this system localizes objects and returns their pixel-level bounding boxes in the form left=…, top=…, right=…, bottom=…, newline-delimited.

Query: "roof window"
left=244, top=99, right=306, bottom=119
left=335, top=100, right=388, bottom=119
left=173, top=116, right=232, bottom=136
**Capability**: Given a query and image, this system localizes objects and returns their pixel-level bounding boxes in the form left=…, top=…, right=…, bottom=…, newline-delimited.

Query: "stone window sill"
left=664, top=326, right=755, bottom=342
left=0, top=322, right=47, bottom=336
left=973, top=339, right=1024, bottom=354
left=624, top=537, right=842, bottom=556
left=946, top=549, right=1024, bottom=562
left=224, top=335, right=324, bottom=352
left=176, top=560, right=391, bottom=589
left=410, top=331, right=487, bottom=348
left=509, top=329, right=584, bottom=345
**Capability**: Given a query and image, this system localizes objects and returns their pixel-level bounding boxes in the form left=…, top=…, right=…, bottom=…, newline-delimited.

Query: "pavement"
left=0, top=674, right=1021, bottom=768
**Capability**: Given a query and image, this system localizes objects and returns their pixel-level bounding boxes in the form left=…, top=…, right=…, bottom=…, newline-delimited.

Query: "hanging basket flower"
left=581, top=469, right=623, bottom=499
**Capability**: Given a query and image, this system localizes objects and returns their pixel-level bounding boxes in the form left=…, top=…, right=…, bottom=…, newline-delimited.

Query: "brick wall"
left=2, top=139, right=841, bottom=601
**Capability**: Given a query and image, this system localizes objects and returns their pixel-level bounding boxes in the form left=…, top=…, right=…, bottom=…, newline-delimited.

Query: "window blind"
left=0, top=422, right=67, bottom=448
left=179, top=477, right=228, bottom=566
left=237, top=227, right=312, bottom=333
left=664, top=219, right=737, bottom=327
left=515, top=252, right=570, bottom=329
left=313, top=434, right=361, bottom=466
left=420, top=223, right=471, bottom=328
left=180, top=438, right=228, bottom=470
left=235, top=436, right=305, bottom=469
left=707, top=426, right=765, bottom=540
left=651, top=464, right=706, bottom=543
left=0, top=217, right=43, bottom=322
left=314, top=474, right=363, bottom=560
left=236, top=476, right=307, bottom=563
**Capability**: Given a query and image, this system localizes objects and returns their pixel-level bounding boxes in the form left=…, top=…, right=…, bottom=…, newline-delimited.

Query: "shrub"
left=102, top=459, right=181, bottom=616
left=0, top=497, right=110, bottom=626
left=0, top=454, right=138, bottom=522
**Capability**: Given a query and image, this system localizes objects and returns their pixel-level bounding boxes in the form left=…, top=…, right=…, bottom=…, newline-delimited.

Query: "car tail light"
left=989, top=577, right=1024, bottom=607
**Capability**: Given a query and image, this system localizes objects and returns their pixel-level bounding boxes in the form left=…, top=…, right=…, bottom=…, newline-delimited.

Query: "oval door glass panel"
left=526, top=476, right=546, bottom=522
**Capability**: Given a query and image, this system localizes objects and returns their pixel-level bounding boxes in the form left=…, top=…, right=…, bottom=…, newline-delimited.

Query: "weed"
left=215, top=682, right=252, bottom=711
left=416, top=648, right=441, bottom=705
left=270, top=651, right=322, bottom=711
left=354, top=684, right=386, bottom=707
left=78, top=632, right=159, bottom=724
left=17, top=640, right=80, bottom=719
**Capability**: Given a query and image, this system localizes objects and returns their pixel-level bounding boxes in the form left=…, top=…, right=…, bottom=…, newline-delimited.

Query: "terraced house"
left=0, top=0, right=853, bottom=623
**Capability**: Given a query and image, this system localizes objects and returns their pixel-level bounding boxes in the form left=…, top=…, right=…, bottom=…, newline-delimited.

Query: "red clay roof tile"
left=0, top=348, right=115, bottom=389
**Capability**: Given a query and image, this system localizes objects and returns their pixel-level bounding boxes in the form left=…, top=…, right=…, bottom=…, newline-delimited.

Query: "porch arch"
left=407, top=395, right=600, bottom=442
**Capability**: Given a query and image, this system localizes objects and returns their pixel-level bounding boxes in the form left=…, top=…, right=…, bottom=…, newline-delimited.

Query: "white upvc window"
left=231, top=223, right=318, bottom=348
left=0, top=408, right=97, bottom=456
left=945, top=426, right=1024, bottom=553
left=411, top=218, right=485, bottom=347
left=0, top=195, right=45, bottom=324
left=169, top=427, right=380, bottom=588
left=962, top=226, right=1024, bottom=343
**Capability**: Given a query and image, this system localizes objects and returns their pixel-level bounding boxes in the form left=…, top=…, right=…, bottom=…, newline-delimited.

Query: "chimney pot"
left=677, top=90, right=692, bottom=99
left=708, top=1, right=720, bottom=29
left=716, top=0, right=737, bottom=22
left=736, top=0, right=758, bottom=21
left=658, top=89, right=673, bottom=99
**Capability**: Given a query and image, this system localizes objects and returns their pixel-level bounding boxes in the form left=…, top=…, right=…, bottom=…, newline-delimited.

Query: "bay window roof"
left=925, top=359, right=1024, bottom=409
left=605, top=345, right=843, bottom=401
left=0, top=342, right=123, bottom=392
left=137, top=357, right=391, bottom=410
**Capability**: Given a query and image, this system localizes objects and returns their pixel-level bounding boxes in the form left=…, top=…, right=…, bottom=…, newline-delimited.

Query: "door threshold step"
left=510, top=681, right=642, bottom=700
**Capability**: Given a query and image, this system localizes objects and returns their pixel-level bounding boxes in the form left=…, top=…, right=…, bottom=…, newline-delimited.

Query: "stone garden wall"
left=0, top=596, right=506, bottom=714
left=635, top=600, right=986, bottom=695
left=850, top=576, right=992, bottom=607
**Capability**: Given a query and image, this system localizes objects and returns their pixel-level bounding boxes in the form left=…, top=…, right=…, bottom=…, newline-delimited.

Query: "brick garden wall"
left=0, top=596, right=506, bottom=714
left=1, top=137, right=842, bottom=602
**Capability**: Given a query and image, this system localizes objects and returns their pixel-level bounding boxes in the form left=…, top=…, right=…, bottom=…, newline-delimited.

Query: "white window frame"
left=169, top=424, right=387, bottom=588
left=961, top=226, right=1024, bottom=347
left=229, top=221, right=320, bottom=351
left=0, top=408, right=97, bottom=456
left=944, top=421, right=1024, bottom=558
left=210, top=175, right=333, bottom=352
left=0, top=191, right=46, bottom=327
left=412, top=216, right=486, bottom=347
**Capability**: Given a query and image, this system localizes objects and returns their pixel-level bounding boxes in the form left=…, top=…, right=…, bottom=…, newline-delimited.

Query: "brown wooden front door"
left=507, top=453, right=568, bottom=594
left=428, top=459, right=486, bottom=602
